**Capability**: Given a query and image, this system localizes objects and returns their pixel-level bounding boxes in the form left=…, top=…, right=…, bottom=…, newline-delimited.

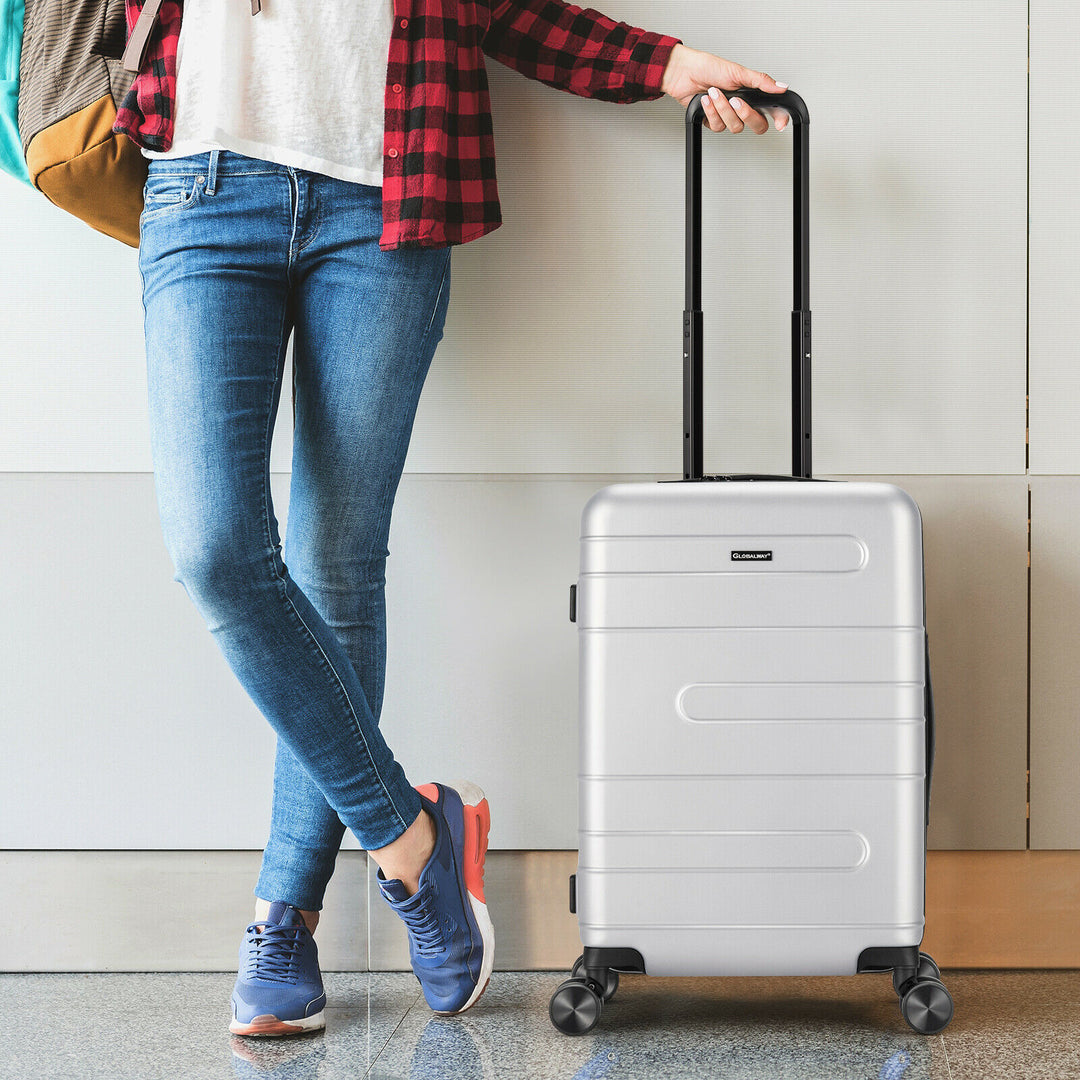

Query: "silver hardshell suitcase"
left=549, top=90, right=953, bottom=1036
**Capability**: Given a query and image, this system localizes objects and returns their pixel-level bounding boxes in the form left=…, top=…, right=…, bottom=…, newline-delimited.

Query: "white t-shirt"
left=142, top=0, right=393, bottom=186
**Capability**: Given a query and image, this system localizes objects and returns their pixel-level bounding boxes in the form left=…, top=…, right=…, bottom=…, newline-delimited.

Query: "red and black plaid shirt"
left=114, top=0, right=681, bottom=251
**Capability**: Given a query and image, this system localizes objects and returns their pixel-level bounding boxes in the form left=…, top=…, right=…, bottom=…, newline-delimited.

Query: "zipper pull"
left=251, top=0, right=262, bottom=12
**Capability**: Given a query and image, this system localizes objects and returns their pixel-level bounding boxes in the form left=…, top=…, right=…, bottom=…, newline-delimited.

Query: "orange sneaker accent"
left=416, top=783, right=439, bottom=803
left=462, top=797, right=490, bottom=904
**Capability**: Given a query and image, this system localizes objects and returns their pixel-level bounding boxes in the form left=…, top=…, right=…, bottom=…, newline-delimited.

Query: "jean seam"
left=260, top=298, right=410, bottom=840
left=145, top=170, right=280, bottom=178
left=425, top=250, right=451, bottom=339
left=145, top=165, right=282, bottom=177
left=296, top=179, right=323, bottom=255
left=365, top=250, right=451, bottom=576
left=140, top=177, right=205, bottom=223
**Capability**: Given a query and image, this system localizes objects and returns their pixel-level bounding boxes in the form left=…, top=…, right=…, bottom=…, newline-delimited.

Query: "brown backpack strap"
left=120, top=0, right=164, bottom=73
left=121, top=0, right=261, bottom=75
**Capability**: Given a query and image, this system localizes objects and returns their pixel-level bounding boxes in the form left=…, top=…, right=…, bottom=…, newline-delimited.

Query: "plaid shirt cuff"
left=624, top=32, right=682, bottom=101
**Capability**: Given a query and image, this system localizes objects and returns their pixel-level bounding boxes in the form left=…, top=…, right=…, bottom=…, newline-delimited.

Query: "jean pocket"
left=141, top=174, right=205, bottom=221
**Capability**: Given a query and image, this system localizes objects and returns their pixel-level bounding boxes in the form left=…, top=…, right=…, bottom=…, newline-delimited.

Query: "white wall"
left=1, top=1, right=1026, bottom=477
left=1029, top=1, right=1080, bottom=848
left=3, top=0, right=1067, bottom=867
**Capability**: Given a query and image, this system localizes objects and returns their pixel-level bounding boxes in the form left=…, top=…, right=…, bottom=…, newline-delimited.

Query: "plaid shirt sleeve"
left=112, top=0, right=182, bottom=152
left=481, top=0, right=682, bottom=103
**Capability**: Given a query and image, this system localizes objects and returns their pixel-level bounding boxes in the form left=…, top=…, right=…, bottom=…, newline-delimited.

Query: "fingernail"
left=708, top=86, right=720, bottom=100
left=776, top=82, right=789, bottom=89
left=701, top=93, right=710, bottom=108
left=729, top=97, right=743, bottom=110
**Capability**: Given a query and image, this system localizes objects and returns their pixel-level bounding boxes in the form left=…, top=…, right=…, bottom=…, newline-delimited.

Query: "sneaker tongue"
left=379, top=877, right=412, bottom=904
left=265, top=901, right=305, bottom=927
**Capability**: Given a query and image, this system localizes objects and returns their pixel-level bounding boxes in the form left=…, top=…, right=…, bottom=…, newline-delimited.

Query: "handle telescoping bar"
left=683, top=89, right=811, bottom=480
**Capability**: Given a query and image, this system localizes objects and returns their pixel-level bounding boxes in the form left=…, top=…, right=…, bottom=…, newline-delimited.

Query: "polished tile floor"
left=0, top=970, right=1076, bottom=1080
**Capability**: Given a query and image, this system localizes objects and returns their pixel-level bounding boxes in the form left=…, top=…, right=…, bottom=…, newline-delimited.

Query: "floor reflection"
left=1, top=970, right=1075, bottom=1080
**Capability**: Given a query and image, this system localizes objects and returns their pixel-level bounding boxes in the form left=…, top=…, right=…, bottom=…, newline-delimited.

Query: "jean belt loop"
left=206, top=149, right=219, bottom=195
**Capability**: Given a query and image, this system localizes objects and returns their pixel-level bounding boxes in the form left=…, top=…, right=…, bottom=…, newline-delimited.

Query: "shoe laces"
left=399, top=882, right=455, bottom=958
left=243, top=921, right=306, bottom=984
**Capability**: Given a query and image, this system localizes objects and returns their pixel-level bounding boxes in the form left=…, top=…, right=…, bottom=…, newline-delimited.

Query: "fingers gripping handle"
left=683, top=89, right=812, bottom=480
left=686, top=88, right=810, bottom=129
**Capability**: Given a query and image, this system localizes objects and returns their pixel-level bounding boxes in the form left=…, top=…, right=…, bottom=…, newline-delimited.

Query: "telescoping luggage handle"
left=683, top=89, right=811, bottom=481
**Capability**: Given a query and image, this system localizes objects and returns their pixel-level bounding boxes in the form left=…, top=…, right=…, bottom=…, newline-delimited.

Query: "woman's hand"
left=660, top=44, right=790, bottom=134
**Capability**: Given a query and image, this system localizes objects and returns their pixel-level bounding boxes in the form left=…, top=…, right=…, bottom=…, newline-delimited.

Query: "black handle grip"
left=683, top=88, right=812, bottom=480
left=686, top=87, right=810, bottom=128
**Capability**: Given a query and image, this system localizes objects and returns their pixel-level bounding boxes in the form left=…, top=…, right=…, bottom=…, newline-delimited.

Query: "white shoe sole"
left=229, top=1010, right=326, bottom=1037
left=438, top=780, right=496, bottom=1015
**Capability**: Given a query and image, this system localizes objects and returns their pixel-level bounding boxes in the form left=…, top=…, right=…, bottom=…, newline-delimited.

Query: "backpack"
left=2, top=0, right=148, bottom=247
left=0, top=0, right=30, bottom=185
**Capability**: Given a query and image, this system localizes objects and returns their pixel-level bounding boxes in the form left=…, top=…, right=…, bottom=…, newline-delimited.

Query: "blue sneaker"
left=377, top=781, right=495, bottom=1015
left=229, top=901, right=327, bottom=1036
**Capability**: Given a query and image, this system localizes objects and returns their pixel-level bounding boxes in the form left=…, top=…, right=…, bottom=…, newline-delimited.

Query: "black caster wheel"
left=571, top=956, right=619, bottom=1003
left=892, top=951, right=942, bottom=995
left=917, top=951, right=941, bottom=981
left=550, top=978, right=602, bottom=1035
left=900, top=977, right=954, bottom=1034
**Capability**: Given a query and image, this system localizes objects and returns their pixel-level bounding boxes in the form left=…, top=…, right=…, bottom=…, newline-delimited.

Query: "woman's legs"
left=139, top=152, right=445, bottom=909
left=255, top=166, right=452, bottom=912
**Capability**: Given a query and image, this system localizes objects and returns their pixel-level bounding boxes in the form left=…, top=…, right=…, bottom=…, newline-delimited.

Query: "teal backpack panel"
left=1, top=0, right=32, bottom=186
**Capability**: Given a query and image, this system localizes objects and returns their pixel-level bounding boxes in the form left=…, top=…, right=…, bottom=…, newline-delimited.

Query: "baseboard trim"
left=923, top=850, right=1080, bottom=967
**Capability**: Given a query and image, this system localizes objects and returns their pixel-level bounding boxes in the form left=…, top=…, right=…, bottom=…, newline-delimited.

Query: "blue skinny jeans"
left=138, top=150, right=449, bottom=911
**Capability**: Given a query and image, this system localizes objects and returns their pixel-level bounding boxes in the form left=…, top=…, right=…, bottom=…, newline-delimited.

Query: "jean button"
left=196, top=175, right=205, bottom=183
